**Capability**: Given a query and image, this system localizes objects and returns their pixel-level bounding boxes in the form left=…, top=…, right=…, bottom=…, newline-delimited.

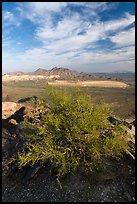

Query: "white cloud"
left=73, top=45, right=135, bottom=63
left=35, top=16, right=83, bottom=41
left=2, top=11, right=20, bottom=27
left=17, top=2, right=67, bottom=25
left=18, top=2, right=108, bottom=21
left=16, top=42, right=23, bottom=45
left=110, top=27, right=135, bottom=47
left=29, top=2, right=67, bottom=13
left=2, top=36, right=10, bottom=47
left=15, top=2, right=135, bottom=54
left=2, top=2, right=135, bottom=74
left=70, top=2, right=108, bottom=9
left=2, top=43, right=135, bottom=74
left=34, top=13, right=135, bottom=55
left=104, top=13, right=135, bottom=32
left=3, top=11, right=14, bottom=21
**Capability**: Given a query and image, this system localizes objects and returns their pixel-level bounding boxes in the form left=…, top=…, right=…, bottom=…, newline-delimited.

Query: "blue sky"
left=2, top=2, right=135, bottom=74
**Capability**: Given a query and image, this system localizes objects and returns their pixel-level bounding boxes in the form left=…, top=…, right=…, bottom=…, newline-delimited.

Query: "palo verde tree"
left=11, top=86, right=132, bottom=183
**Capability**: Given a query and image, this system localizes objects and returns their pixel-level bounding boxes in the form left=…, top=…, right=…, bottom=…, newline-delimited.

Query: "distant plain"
left=2, top=73, right=135, bottom=119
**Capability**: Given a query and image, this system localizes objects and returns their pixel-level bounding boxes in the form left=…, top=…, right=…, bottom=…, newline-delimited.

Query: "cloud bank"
left=2, top=2, right=135, bottom=74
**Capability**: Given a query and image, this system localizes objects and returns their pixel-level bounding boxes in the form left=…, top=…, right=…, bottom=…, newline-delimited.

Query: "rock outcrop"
left=107, top=115, right=135, bottom=160
left=107, top=115, right=135, bottom=136
left=2, top=102, right=24, bottom=119
left=2, top=101, right=34, bottom=120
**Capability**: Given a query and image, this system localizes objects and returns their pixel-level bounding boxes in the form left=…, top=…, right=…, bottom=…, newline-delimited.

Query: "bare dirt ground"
left=48, top=80, right=129, bottom=88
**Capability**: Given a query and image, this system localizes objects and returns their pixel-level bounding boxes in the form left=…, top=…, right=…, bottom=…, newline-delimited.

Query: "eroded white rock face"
left=2, top=102, right=22, bottom=119
left=2, top=74, right=60, bottom=81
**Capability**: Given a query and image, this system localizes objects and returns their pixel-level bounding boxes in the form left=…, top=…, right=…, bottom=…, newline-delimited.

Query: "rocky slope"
left=2, top=100, right=135, bottom=202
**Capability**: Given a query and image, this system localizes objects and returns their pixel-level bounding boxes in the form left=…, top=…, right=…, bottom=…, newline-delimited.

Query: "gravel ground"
left=2, top=157, right=135, bottom=202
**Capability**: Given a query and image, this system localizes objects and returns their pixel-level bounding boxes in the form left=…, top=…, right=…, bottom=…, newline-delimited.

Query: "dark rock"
left=124, top=191, right=132, bottom=202
left=22, top=165, right=41, bottom=182
left=107, top=115, right=123, bottom=125
left=18, top=96, right=38, bottom=103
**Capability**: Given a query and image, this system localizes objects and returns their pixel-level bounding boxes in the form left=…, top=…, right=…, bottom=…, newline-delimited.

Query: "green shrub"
left=13, top=86, right=131, bottom=182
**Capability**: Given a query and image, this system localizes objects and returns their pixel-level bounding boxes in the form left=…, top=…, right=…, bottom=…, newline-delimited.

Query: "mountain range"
left=4, top=67, right=98, bottom=80
left=3, top=67, right=134, bottom=81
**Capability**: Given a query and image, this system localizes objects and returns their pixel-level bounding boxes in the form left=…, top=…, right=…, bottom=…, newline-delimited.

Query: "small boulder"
left=2, top=102, right=23, bottom=119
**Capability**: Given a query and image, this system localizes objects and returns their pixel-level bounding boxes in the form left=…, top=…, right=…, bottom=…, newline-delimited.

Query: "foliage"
left=13, top=86, right=131, bottom=182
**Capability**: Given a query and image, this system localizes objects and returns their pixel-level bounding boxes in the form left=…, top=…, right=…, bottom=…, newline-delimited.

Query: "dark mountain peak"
left=49, top=67, right=80, bottom=78
left=50, top=67, right=70, bottom=72
left=34, top=68, right=47, bottom=73
left=32, top=67, right=80, bottom=78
